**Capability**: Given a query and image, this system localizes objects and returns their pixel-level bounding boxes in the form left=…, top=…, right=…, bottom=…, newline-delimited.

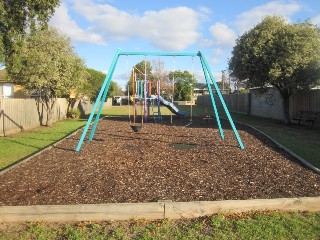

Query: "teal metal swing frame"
left=75, top=49, right=244, bottom=151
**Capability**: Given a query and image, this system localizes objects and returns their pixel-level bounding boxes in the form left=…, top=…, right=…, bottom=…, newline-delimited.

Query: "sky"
left=49, top=0, right=320, bottom=89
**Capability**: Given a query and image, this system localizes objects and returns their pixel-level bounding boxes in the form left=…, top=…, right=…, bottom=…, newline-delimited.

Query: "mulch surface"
left=0, top=116, right=319, bottom=206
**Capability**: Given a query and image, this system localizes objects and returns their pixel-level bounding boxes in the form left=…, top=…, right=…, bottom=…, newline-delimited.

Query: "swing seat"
left=130, top=124, right=142, bottom=132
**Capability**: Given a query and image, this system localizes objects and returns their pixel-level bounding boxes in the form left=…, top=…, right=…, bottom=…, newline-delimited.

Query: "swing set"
left=75, top=49, right=245, bottom=152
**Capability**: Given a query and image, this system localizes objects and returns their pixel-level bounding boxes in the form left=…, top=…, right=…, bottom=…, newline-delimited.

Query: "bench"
left=202, top=115, right=213, bottom=125
left=293, top=111, right=318, bottom=129
left=201, top=108, right=214, bottom=125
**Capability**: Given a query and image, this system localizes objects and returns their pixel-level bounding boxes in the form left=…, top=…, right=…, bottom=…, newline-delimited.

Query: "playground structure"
left=130, top=64, right=163, bottom=125
left=76, top=49, right=245, bottom=151
left=129, top=62, right=187, bottom=130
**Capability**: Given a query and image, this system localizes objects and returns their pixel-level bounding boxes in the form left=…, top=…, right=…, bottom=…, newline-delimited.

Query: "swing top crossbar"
left=75, top=48, right=245, bottom=152
left=120, top=50, right=199, bottom=57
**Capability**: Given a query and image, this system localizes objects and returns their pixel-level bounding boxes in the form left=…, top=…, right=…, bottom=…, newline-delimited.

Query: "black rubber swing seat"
left=130, top=124, right=142, bottom=132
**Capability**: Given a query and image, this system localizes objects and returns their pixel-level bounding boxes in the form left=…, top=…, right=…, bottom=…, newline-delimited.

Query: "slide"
left=152, top=95, right=187, bottom=116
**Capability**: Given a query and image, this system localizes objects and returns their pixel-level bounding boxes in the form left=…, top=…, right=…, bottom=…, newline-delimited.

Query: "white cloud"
left=69, top=0, right=201, bottom=50
left=50, top=2, right=106, bottom=45
left=199, top=6, right=212, bottom=15
left=140, top=7, right=200, bottom=51
left=71, top=0, right=138, bottom=41
left=209, top=57, right=220, bottom=66
left=194, top=70, right=222, bottom=83
left=312, top=15, right=320, bottom=26
left=212, top=48, right=225, bottom=56
left=235, top=1, right=302, bottom=33
left=209, top=22, right=237, bottom=48
left=199, top=38, right=213, bottom=48
left=198, top=6, right=212, bottom=22
left=212, top=71, right=222, bottom=82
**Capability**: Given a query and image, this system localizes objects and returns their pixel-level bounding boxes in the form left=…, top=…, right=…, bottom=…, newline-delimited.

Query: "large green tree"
left=229, top=16, right=320, bottom=123
left=10, top=27, right=87, bottom=127
left=0, top=0, right=60, bottom=67
left=169, top=70, right=196, bottom=101
left=83, top=68, right=122, bottom=102
left=83, top=68, right=106, bottom=102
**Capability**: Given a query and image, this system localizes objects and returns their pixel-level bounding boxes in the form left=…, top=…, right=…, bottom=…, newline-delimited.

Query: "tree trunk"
left=46, top=108, right=54, bottom=127
left=280, top=90, right=291, bottom=124
left=72, top=99, right=80, bottom=110
left=45, top=97, right=56, bottom=127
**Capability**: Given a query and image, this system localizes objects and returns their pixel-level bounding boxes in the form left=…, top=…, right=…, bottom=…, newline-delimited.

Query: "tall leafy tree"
left=83, top=68, right=122, bottom=102
left=169, top=70, right=196, bottom=101
left=83, top=68, right=106, bottom=102
left=108, top=81, right=122, bottom=98
left=10, top=27, right=87, bottom=127
left=229, top=16, right=320, bottom=123
left=0, top=0, right=60, bottom=68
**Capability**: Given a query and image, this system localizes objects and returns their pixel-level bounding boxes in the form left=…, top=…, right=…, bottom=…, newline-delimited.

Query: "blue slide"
left=152, top=95, right=187, bottom=116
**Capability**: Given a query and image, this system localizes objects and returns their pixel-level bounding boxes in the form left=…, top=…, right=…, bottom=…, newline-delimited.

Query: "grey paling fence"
left=197, top=93, right=250, bottom=114
left=197, top=89, right=320, bottom=127
left=221, top=93, right=250, bottom=114
left=290, top=90, right=320, bottom=114
left=0, top=98, right=68, bottom=136
left=290, top=89, right=320, bottom=127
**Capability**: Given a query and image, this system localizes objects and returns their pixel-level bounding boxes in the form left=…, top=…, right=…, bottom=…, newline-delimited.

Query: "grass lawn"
left=0, top=211, right=319, bottom=239
left=0, top=119, right=86, bottom=170
left=226, top=113, right=320, bottom=167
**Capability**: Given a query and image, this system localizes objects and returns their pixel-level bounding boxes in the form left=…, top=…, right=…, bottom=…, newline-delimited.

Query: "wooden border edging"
left=165, top=197, right=320, bottom=219
left=1, top=197, right=319, bottom=222
left=0, top=203, right=165, bottom=222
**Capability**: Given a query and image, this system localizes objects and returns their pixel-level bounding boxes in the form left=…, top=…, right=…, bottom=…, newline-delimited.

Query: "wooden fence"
left=290, top=90, right=320, bottom=114
left=197, top=93, right=250, bottom=114
left=0, top=98, right=68, bottom=136
left=197, top=89, right=320, bottom=127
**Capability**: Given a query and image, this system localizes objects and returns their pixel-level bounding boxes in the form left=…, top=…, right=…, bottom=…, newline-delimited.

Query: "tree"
left=229, top=16, right=320, bottom=123
left=83, top=68, right=122, bottom=102
left=83, top=68, right=106, bottom=102
left=108, top=81, right=122, bottom=97
left=0, top=0, right=60, bottom=68
left=169, top=70, right=196, bottom=101
left=152, top=58, right=170, bottom=96
left=10, top=27, right=87, bottom=127
left=0, top=40, right=4, bottom=65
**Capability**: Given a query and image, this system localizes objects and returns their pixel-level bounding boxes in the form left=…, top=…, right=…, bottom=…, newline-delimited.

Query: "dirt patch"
left=0, top=116, right=319, bottom=206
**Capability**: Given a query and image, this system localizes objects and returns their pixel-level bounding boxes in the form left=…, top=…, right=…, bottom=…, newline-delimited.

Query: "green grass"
left=228, top=113, right=320, bottom=166
left=0, top=211, right=319, bottom=239
left=0, top=119, right=86, bottom=170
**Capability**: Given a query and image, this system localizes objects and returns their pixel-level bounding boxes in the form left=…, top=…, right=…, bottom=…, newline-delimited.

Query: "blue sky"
left=50, top=0, right=320, bottom=89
